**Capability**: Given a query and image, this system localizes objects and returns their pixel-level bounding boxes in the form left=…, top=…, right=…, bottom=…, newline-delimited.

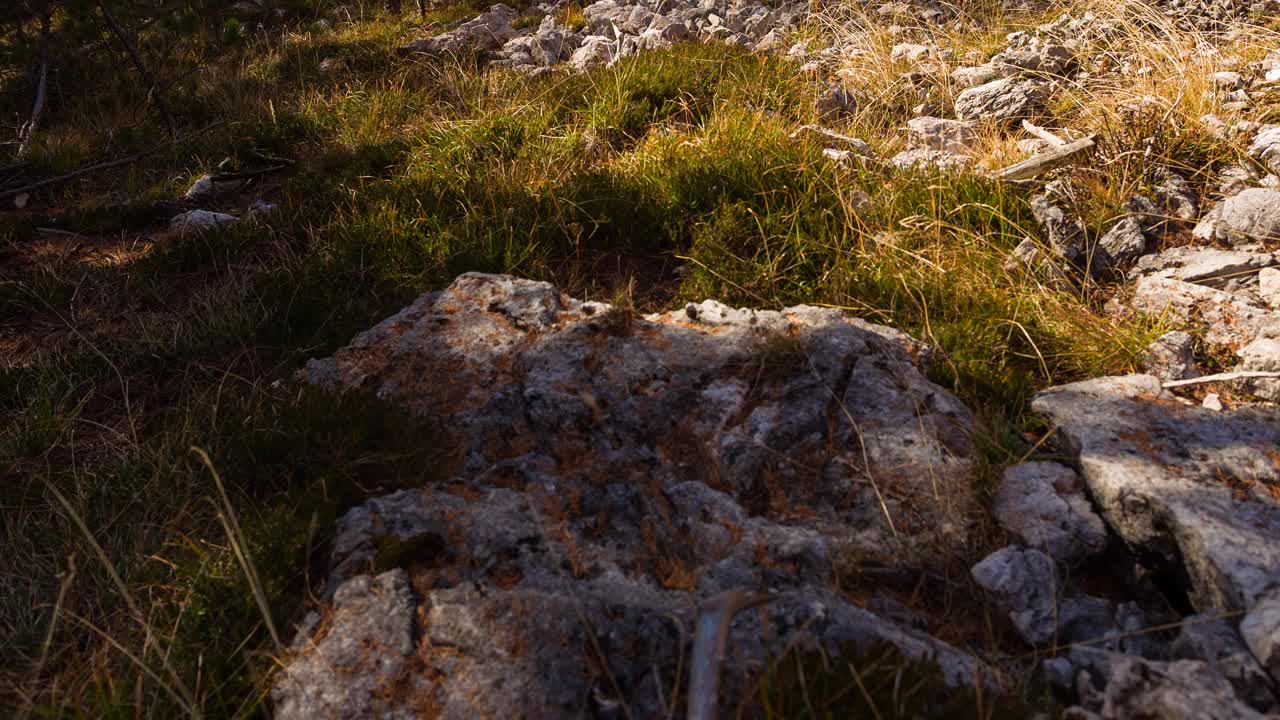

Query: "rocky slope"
left=265, top=1, right=1280, bottom=717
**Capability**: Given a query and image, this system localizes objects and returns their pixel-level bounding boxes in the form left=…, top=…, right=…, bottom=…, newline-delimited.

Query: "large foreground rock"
left=277, top=273, right=986, bottom=718
left=1032, top=375, right=1280, bottom=613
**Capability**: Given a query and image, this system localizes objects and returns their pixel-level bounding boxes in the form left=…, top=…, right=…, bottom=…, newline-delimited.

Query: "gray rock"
left=971, top=546, right=1060, bottom=645
left=1130, top=275, right=1280, bottom=347
left=816, top=84, right=857, bottom=119
left=569, top=35, right=614, bottom=69
left=1140, top=330, right=1200, bottom=382
left=1238, top=337, right=1280, bottom=401
left=888, top=147, right=972, bottom=171
left=1082, top=656, right=1269, bottom=720
left=1172, top=611, right=1277, bottom=710
left=1260, top=267, right=1280, bottom=307
left=1241, top=590, right=1280, bottom=684
left=954, top=77, right=1046, bottom=124
left=401, top=4, right=519, bottom=55
left=1030, top=193, right=1087, bottom=266
left=169, top=209, right=238, bottom=234
left=951, top=63, right=1005, bottom=88
left=992, top=462, right=1108, bottom=564
left=991, top=42, right=1073, bottom=75
left=1216, top=188, right=1280, bottom=245
left=183, top=175, right=215, bottom=201
left=906, top=116, right=978, bottom=154
left=282, top=273, right=990, bottom=716
left=1032, top=374, right=1280, bottom=614
left=1130, top=245, right=1277, bottom=288
left=1096, top=216, right=1148, bottom=271
left=1155, top=170, right=1199, bottom=221
left=1249, top=125, right=1280, bottom=176
left=890, top=42, right=933, bottom=62
left=273, top=570, right=420, bottom=720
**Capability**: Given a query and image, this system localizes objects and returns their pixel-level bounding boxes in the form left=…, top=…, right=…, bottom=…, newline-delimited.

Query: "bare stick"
left=98, top=0, right=177, bottom=139
left=208, top=164, right=289, bottom=183
left=1021, top=119, right=1068, bottom=147
left=0, top=122, right=223, bottom=201
left=1163, top=370, right=1280, bottom=389
left=993, top=136, right=1096, bottom=182
left=688, top=590, right=776, bottom=720
left=16, top=10, right=51, bottom=160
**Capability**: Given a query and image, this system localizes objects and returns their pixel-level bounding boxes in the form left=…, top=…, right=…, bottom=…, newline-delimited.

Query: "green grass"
left=0, top=5, right=1173, bottom=717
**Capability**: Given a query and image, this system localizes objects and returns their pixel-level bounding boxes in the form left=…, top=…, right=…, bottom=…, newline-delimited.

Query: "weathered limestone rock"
left=1032, top=374, right=1280, bottom=614
left=1130, top=246, right=1277, bottom=289
left=906, top=116, right=978, bottom=154
left=1080, top=656, right=1270, bottom=720
left=888, top=147, right=972, bottom=171
left=282, top=273, right=988, bottom=717
left=990, top=42, right=1073, bottom=75
left=1172, top=611, right=1277, bottom=710
left=1260, top=267, right=1280, bottom=307
left=1130, top=275, right=1280, bottom=347
left=183, top=175, right=215, bottom=201
left=401, top=4, right=519, bottom=55
left=954, top=77, right=1046, bottom=123
left=1029, top=193, right=1086, bottom=266
left=971, top=546, right=1060, bottom=645
left=1140, top=331, right=1200, bottom=382
left=1249, top=125, right=1280, bottom=176
left=1238, top=337, right=1280, bottom=401
left=273, top=570, right=419, bottom=720
left=992, top=462, right=1108, bottom=564
left=1241, top=590, right=1280, bottom=684
left=169, top=209, right=238, bottom=235
left=1216, top=188, right=1280, bottom=246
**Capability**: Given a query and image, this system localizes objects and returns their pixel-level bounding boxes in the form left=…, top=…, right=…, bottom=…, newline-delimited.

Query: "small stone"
left=890, top=42, right=932, bottom=62
left=1030, top=193, right=1086, bottom=266
left=971, top=546, right=1060, bottom=645
left=816, top=85, right=857, bottom=119
left=992, top=462, right=1108, bottom=564
left=951, top=63, right=1005, bottom=88
left=1214, top=71, right=1245, bottom=90
left=183, top=175, right=216, bottom=201
left=1203, top=394, right=1224, bottom=411
left=169, top=209, right=239, bottom=235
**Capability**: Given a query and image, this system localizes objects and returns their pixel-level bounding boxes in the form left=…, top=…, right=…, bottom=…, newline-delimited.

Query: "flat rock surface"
left=1032, top=374, right=1280, bottom=613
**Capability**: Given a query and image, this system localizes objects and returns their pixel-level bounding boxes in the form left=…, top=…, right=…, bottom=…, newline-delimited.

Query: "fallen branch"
left=98, top=0, right=177, bottom=139
left=688, top=589, right=777, bottom=720
left=1163, top=370, right=1280, bottom=389
left=1021, top=119, right=1068, bottom=147
left=992, top=135, right=1096, bottom=182
left=0, top=122, right=223, bottom=202
left=209, top=164, right=289, bottom=183
left=247, top=149, right=296, bottom=167
left=16, top=10, right=51, bottom=160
